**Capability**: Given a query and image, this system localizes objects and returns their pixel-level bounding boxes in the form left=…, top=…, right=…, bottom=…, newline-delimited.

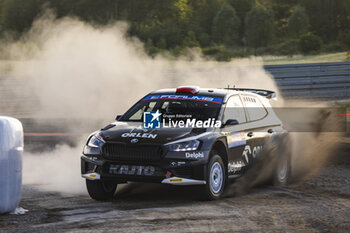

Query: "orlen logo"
left=143, top=110, right=161, bottom=129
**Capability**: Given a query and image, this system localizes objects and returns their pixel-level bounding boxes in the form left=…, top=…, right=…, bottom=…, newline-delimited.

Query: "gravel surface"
left=1, top=162, right=349, bottom=233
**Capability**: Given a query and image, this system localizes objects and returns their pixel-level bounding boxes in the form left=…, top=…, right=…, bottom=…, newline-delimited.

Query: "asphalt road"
left=1, top=161, right=350, bottom=233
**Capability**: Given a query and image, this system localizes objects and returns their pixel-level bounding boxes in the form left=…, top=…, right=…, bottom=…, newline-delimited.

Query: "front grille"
left=102, top=143, right=163, bottom=162
left=171, top=167, right=193, bottom=178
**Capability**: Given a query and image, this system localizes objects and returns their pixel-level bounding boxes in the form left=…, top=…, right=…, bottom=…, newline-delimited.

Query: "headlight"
left=167, top=140, right=200, bottom=152
left=88, top=134, right=105, bottom=148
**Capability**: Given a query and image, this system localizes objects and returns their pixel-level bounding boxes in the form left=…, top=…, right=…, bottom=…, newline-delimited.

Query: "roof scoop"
left=176, top=86, right=200, bottom=94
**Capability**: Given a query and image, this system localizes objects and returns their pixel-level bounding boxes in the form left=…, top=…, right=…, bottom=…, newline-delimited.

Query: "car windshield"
left=119, top=94, right=223, bottom=122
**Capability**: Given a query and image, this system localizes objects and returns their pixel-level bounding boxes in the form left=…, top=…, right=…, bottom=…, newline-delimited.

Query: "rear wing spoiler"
left=223, top=88, right=277, bottom=99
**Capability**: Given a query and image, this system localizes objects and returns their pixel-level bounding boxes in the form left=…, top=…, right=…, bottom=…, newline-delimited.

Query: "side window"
left=223, top=95, right=247, bottom=124
left=242, top=95, right=267, bottom=121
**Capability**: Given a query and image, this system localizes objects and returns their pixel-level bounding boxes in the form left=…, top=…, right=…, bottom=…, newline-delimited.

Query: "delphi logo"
left=143, top=110, right=161, bottom=129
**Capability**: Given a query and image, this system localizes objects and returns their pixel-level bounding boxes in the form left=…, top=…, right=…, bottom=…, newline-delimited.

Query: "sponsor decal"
left=142, top=95, right=223, bottom=104
left=130, top=138, right=138, bottom=143
left=143, top=110, right=161, bottom=129
left=185, top=152, right=204, bottom=159
left=228, top=161, right=244, bottom=173
left=241, top=145, right=263, bottom=163
left=169, top=178, right=183, bottom=182
left=109, top=165, right=155, bottom=176
left=121, top=132, right=157, bottom=139
left=170, top=161, right=186, bottom=167
left=252, top=145, right=263, bottom=158
left=242, top=145, right=251, bottom=163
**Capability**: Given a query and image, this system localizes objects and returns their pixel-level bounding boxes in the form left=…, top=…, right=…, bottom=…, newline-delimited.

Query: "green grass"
left=262, top=52, right=348, bottom=65
left=334, top=100, right=350, bottom=109
left=333, top=101, right=350, bottom=124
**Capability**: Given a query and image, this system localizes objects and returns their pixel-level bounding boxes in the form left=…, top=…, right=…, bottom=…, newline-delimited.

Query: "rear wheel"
left=273, top=152, right=291, bottom=186
left=199, top=152, right=226, bottom=200
left=86, top=180, right=117, bottom=201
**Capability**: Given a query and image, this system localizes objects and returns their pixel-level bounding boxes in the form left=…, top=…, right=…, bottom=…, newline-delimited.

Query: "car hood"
left=99, top=121, right=208, bottom=144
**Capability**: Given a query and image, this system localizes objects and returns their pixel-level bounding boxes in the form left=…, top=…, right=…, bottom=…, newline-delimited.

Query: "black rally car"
left=81, top=86, right=291, bottom=200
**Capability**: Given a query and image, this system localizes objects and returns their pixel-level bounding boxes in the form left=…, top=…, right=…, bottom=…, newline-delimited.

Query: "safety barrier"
left=264, top=62, right=350, bottom=99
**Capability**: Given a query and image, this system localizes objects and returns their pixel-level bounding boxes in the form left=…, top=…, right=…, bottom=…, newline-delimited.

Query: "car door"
left=241, top=94, right=270, bottom=163
left=221, top=95, right=253, bottom=176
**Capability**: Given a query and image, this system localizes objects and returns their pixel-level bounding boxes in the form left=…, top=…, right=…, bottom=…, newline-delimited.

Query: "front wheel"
left=199, top=153, right=226, bottom=200
left=86, top=180, right=117, bottom=201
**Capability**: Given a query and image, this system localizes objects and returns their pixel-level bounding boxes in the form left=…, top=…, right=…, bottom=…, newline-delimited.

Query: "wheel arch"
left=210, top=138, right=228, bottom=166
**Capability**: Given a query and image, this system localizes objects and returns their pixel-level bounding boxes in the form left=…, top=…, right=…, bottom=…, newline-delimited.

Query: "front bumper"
left=81, top=154, right=207, bottom=185
left=82, top=170, right=206, bottom=185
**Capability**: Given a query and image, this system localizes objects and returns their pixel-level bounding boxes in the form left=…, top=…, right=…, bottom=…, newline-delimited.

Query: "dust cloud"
left=281, top=101, right=344, bottom=180
left=225, top=107, right=344, bottom=197
left=22, top=143, right=86, bottom=194
left=1, top=11, right=278, bottom=119
left=290, top=132, right=341, bottom=180
left=0, top=11, right=341, bottom=195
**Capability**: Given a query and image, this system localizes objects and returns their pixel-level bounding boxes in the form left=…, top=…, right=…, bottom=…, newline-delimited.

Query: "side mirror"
left=224, top=119, right=239, bottom=127
left=115, top=115, right=122, bottom=121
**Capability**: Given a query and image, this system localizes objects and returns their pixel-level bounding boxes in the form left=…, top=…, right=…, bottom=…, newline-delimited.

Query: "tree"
left=265, top=0, right=298, bottom=38
left=346, top=0, right=350, bottom=14
left=299, top=33, right=322, bottom=54
left=287, top=6, right=309, bottom=37
left=0, top=0, right=4, bottom=25
left=182, top=30, right=200, bottom=47
left=228, top=0, right=254, bottom=21
left=245, top=5, right=274, bottom=51
left=188, top=0, right=223, bottom=45
left=157, top=37, right=167, bottom=49
left=172, top=0, right=192, bottom=24
left=2, top=0, right=45, bottom=33
left=300, top=0, right=350, bottom=42
left=338, top=30, right=350, bottom=50
left=227, top=0, right=254, bottom=40
left=212, top=2, right=240, bottom=45
left=70, top=0, right=116, bottom=24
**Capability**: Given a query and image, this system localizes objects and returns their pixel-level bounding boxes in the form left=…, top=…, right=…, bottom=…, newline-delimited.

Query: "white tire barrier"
left=0, top=116, right=23, bottom=214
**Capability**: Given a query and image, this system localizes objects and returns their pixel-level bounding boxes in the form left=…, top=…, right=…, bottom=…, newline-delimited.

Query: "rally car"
left=81, top=86, right=291, bottom=200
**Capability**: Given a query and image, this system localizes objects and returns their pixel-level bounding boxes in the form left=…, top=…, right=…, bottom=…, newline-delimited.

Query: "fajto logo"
left=143, top=110, right=161, bottom=129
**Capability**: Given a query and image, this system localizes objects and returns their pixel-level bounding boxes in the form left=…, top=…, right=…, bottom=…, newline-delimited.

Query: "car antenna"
left=223, top=84, right=236, bottom=90
left=229, top=84, right=236, bottom=89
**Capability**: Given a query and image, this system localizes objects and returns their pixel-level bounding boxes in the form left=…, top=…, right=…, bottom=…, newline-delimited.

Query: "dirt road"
left=1, top=161, right=350, bottom=233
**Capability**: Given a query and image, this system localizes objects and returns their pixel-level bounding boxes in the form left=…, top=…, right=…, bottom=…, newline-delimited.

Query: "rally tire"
left=86, top=180, right=117, bottom=201
left=273, top=152, right=291, bottom=186
left=200, top=152, right=226, bottom=201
